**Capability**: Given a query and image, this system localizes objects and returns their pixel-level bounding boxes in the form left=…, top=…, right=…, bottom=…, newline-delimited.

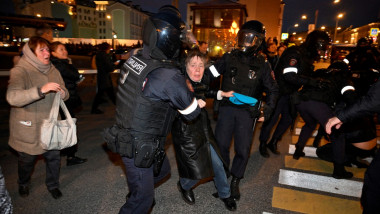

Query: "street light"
left=301, top=15, right=307, bottom=20
left=321, top=26, right=326, bottom=30
left=287, top=23, right=299, bottom=33
left=333, top=13, right=344, bottom=43
left=334, top=0, right=340, bottom=4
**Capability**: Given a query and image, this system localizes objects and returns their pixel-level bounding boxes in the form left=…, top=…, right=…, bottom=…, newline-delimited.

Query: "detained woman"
left=6, top=36, right=69, bottom=199
left=171, top=50, right=237, bottom=211
left=50, top=41, right=87, bottom=166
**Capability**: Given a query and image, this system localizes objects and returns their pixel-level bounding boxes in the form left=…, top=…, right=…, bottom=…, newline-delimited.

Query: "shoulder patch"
left=125, top=56, right=147, bottom=75
left=289, top=59, right=297, bottom=66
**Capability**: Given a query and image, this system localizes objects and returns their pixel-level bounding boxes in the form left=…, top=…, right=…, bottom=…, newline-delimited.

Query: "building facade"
left=106, top=2, right=149, bottom=40
left=188, top=0, right=284, bottom=57
left=337, top=22, right=380, bottom=45
left=189, top=0, right=248, bottom=57
left=238, top=0, right=284, bottom=41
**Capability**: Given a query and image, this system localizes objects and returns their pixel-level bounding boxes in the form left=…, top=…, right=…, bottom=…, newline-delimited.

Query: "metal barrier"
left=0, top=69, right=120, bottom=76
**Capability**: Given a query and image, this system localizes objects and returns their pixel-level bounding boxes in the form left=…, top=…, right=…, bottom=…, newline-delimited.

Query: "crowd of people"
left=1, top=4, right=380, bottom=214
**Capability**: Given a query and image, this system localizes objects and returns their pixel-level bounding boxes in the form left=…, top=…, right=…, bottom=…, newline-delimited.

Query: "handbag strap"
left=48, top=93, right=61, bottom=120
left=59, top=96, right=75, bottom=123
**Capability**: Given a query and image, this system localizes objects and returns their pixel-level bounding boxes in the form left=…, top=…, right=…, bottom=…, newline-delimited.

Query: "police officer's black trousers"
left=296, top=100, right=346, bottom=164
left=215, top=106, right=254, bottom=178
left=119, top=155, right=171, bottom=214
left=361, top=151, right=380, bottom=214
left=259, top=95, right=292, bottom=143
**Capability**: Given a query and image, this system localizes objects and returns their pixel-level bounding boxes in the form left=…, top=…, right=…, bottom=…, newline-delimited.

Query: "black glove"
left=248, top=103, right=260, bottom=118
left=263, top=105, right=273, bottom=122
left=307, top=78, right=330, bottom=90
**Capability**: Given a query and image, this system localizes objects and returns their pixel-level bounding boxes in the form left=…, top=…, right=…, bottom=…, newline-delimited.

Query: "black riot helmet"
left=237, top=20, right=266, bottom=55
left=142, top=5, right=196, bottom=60
left=356, top=37, right=371, bottom=51
left=303, top=30, right=330, bottom=59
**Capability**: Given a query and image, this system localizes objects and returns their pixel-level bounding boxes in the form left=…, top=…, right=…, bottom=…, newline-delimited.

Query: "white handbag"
left=40, top=93, right=77, bottom=150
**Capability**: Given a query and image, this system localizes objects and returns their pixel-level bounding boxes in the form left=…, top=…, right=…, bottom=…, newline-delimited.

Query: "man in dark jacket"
left=326, top=79, right=380, bottom=213
left=91, top=42, right=118, bottom=114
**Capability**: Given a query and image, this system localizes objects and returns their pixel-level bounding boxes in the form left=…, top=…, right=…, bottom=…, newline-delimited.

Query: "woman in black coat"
left=50, top=42, right=87, bottom=166
left=171, top=50, right=236, bottom=211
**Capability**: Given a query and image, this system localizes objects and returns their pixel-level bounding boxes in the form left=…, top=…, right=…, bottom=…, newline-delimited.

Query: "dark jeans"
left=91, top=87, right=116, bottom=111
left=215, top=105, right=254, bottom=178
left=259, top=95, right=292, bottom=142
left=18, top=151, right=61, bottom=190
left=119, top=155, right=171, bottom=214
left=179, top=145, right=230, bottom=199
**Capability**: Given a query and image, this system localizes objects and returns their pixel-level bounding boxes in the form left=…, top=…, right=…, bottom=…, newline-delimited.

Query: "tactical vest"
left=274, top=46, right=314, bottom=95
left=115, top=53, right=176, bottom=137
left=222, top=51, right=265, bottom=99
left=300, top=68, right=347, bottom=106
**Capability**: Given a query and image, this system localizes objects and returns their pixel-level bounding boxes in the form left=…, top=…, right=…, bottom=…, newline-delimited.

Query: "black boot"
left=230, top=176, right=241, bottom=201
left=332, top=163, right=353, bottom=179
left=259, top=141, right=269, bottom=158
left=67, top=156, right=87, bottom=166
left=221, top=196, right=237, bottom=211
left=293, top=146, right=305, bottom=160
left=177, top=181, right=195, bottom=205
left=267, top=138, right=280, bottom=155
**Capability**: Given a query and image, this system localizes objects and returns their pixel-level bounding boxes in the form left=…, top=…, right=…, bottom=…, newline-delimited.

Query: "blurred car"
left=330, top=44, right=356, bottom=63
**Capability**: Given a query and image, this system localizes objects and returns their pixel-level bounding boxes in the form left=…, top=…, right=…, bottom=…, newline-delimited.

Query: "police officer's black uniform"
left=297, top=60, right=358, bottom=179
left=210, top=20, right=279, bottom=200
left=345, top=37, right=380, bottom=96
left=333, top=79, right=380, bottom=213
left=259, top=30, right=331, bottom=158
left=103, top=6, right=201, bottom=214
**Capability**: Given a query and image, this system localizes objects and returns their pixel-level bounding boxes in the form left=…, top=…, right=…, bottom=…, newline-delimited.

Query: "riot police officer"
left=326, top=78, right=380, bottom=213
left=103, top=5, right=201, bottom=213
left=345, top=37, right=380, bottom=96
left=259, top=30, right=330, bottom=158
left=296, top=60, right=357, bottom=179
left=210, top=20, right=279, bottom=200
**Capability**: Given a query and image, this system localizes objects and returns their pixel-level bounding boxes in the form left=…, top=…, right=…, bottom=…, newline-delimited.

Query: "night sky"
left=1, top=0, right=379, bottom=33
left=282, top=0, right=380, bottom=32
left=128, top=0, right=380, bottom=32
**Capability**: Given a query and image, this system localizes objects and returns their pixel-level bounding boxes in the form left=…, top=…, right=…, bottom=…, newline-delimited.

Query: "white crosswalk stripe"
left=288, top=144, right=318, bottom=157
left=279, top=169, right=363, bottom=198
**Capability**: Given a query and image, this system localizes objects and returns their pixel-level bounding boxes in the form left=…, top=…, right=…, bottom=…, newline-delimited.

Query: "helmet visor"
left=180, top=24, right=198, bottom=49
left=237, top=30, right=263, bottom=51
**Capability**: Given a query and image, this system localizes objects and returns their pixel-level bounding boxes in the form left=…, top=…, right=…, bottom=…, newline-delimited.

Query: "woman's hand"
left=221, top=90, right=234, bottom=98
left=197, top=99, right=206, bottom=108
left=58, top=89, right=66, bottom=99
left=41, top=82, right=62, bottom=94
